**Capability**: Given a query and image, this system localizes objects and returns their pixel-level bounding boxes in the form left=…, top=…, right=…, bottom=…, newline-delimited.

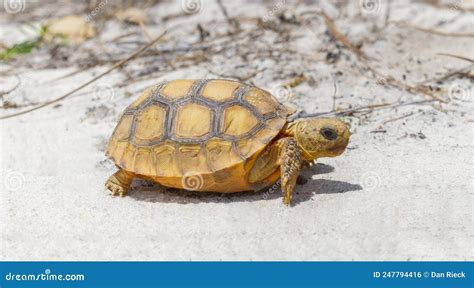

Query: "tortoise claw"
left=282, top=187, right=292, bottom=206
left=105, top=177, right=129, bottom=197
left=281, top=176, right=294, bottom=206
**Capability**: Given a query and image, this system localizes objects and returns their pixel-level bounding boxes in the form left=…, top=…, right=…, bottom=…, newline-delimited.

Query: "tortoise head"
left=288, top=118, right=350, bottom=160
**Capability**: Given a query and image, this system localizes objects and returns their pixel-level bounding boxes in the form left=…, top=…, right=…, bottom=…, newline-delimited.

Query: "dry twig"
left=320, top=12, right=446, bottom=102
left=383, top=112, right=416, bottom=124
left=0, top=74, right=21, bottom=97
left=216, top=0, right=240, bottom=32
left=0, top=31, right=167, bottom=120
left=396, top=21, right=474, bottom=38
left=320, top=11, right=366, bottom=59
left=436, top=53, right=474, bottom=63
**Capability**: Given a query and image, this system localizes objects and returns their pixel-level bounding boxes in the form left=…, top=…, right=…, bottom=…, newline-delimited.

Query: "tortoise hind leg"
left=105, top=169, right=134, bottom=197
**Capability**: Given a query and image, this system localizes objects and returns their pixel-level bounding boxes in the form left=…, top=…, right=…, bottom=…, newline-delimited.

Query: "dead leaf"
left=45, top=15, right=95, bottom=44
left=116, top=8, right=148, bottom=25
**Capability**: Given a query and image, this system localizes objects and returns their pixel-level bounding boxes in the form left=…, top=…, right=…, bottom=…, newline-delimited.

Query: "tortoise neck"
left=282, top=121, right=314, bottom=161
left=282, top=121, right=298, bottom=137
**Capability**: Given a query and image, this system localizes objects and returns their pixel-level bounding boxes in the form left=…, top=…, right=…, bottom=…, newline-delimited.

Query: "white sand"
left=0, top=0, right=472, bottom=260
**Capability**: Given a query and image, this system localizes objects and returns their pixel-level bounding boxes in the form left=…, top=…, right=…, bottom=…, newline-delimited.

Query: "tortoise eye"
left=320, top=127, right=338, bottom=141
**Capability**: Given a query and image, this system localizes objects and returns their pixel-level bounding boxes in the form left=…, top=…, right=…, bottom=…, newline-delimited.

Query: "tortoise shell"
left=106, top=79, right=291, bottom=178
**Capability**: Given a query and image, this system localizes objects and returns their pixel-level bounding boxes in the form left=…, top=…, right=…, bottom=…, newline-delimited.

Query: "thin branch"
left=216, top=0, right=239, bottom=31
left=320, top=13, right=447, bottom=102
left=416, top=65, right=473, bottom=84
left=436, top=53, right=474, bottom=63
left=396, top=21, right=474, bottom=38
left=332, top=76, right=337, bottom=112
left=0, top=31, right=167, bottom=120
left=383, top=112, right=416, bottom=124
left=0, top=74, right=21, bottom=97
left=320, top=11, right=366, bottom=59
left=299, top=99, right=436, bottom=118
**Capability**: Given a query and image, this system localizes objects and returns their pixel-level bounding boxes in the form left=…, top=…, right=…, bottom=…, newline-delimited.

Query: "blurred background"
left=0, top=0, right=472, bottom=261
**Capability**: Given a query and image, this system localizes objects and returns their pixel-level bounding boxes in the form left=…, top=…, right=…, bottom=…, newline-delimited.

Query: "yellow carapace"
left=105, top=79, right=350, bottom=205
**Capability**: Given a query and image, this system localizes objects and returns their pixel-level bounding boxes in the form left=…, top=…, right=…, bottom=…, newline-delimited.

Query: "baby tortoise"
left=105, top=79, right=350, bottom=205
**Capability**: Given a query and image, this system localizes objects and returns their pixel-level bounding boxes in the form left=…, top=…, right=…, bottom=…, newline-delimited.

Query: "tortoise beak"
left=328, top=144, right=346, bottom=156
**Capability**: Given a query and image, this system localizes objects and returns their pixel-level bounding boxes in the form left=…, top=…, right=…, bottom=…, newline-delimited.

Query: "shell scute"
left=222, top=104, right=259, bottom=137
left=201, top=79, right=240, bottom=102
left=173, top=102, right=213, bottom=138
left=160, top=80, right=196, bottom=100
left=244, top=87, right=278, bottom=115
left=133, top=104, right=167, bottom=145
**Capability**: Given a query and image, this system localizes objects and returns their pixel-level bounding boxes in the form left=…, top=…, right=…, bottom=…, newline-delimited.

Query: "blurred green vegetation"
left=0, top=25, right=47, bottom=60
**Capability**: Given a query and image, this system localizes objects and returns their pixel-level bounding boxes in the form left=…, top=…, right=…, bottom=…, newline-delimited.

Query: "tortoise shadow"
left=127, top=163, right=362, bottom=206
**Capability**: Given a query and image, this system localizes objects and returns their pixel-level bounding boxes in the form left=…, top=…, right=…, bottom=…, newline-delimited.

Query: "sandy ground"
left=0, top=0, right=473, bottom=260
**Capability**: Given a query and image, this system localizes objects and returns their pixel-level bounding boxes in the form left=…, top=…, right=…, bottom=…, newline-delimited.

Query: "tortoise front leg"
left=249, top=137, right=303, bottom=205
left=278, top=138, right=303, bottom=206
left=105, top=169, right=134, bottom=197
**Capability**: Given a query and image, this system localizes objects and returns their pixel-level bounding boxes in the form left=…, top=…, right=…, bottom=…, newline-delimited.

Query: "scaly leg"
left=278, top=137, right=303, bottom=206
left=105, top=169, right=134, bottom=197
left=248, top=137, right=303, bottom=205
